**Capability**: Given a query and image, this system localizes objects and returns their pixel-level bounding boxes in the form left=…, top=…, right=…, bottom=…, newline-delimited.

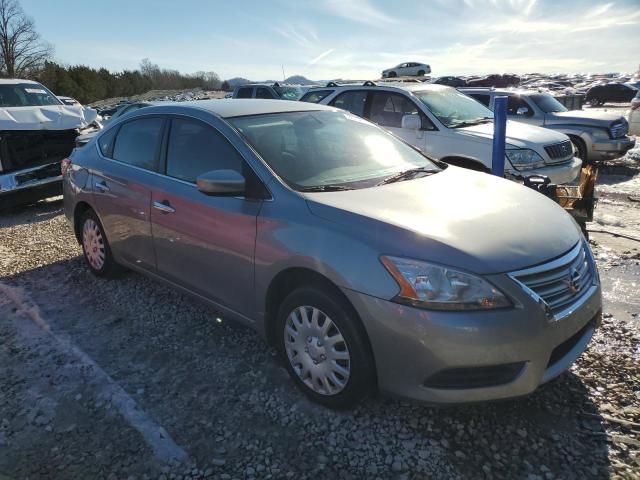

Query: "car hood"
left=544, top=110, right=623, bottom=127
left=305, top=167, right=580, bottom=274
left=0, top=105, right=98, bottom=131
left=457, top=120, right=567, bottom=149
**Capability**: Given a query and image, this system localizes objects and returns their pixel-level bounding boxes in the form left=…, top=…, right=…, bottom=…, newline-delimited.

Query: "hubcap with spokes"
left=82, top=219, right=105, bottom=270
left=284, top=306, right=351, bottom=396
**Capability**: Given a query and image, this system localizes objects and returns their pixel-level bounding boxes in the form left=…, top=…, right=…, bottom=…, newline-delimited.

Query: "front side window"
left=236, top=87, right=253, bottom=99
left=166, top=118, right=243, bottom=183
left=300, top=90, right=333, bottom=103
left=369, top=92, right=432, bottom=129
left=506, top=96, right=533, bottom=116
left=414, top=89, right=493, bottom=128
left=330, top=90, right=368, bottom=117
left=0, top=82, right=61, bottom=107
left=230, top=110, right=440, bottom=190
left=112, top=118, right=164, bottom=171
left=529, top=93, right=567, bottom=113
left=256, top=87, right=274, bottom=99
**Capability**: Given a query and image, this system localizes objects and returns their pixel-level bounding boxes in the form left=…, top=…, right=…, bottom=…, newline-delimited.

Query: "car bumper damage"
left=591, top=136, right=636, bottom=160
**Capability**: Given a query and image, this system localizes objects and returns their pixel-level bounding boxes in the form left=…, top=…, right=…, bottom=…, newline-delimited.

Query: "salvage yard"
left=0, top=168, right=639, bottom=480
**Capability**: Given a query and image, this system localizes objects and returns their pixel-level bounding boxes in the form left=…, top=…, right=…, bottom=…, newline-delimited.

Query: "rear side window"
left=330, top=90, right=368, bottom=117
left=166, top=118, right=244, bottom=183
left=236, top=87, right=253, bottom=98
left=300, top=90, right=333, bottom=103
left=112, top=118, right=164, bottom=171
left=469, top=94, right=491, bottom=107
left=97, top=127, right=117, bottom=157
left=256, top=87, right=274, bottom=99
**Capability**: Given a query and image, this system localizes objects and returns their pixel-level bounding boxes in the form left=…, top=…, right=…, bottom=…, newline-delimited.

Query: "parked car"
left=432, top=76, right=467, bottom=88
left=63, top=99, right=601, bottom=408
left=629, top=90, right=640, bottom=136
left=75, top=102, right=154, bottom=147
left=585, top=83, right=638, bottom=106
left=0, top=79, right=99, bottom=210
left=461, top=88, right=635, bottom=161
left=300, top=83, right=582, bottom=184
left=381, top=62, right=431, bottom=78
left=465, top=74, right=520, bottom=88
left=232, top=83, right=306, bottom=100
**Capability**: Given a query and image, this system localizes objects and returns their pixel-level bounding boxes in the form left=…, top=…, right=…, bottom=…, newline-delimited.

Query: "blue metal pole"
left=492, top=96, right=508, bottom=177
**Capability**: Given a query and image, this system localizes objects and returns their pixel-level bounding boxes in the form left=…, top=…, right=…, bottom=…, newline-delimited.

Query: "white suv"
left=300, top=83, right=582, bottom=184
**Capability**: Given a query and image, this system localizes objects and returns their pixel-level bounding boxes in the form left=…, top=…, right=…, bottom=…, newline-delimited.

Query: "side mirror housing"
left=401, top=114, right=421, bottom=130
left=516, top=107, right=530, bottom=116
left=196, top=170, right=246, bottom=196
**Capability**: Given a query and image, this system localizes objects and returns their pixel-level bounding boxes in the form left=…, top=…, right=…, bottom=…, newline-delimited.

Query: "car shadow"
left=0, top=196, right=63, bottom=228
left=1, top=256, right=614, bottom=479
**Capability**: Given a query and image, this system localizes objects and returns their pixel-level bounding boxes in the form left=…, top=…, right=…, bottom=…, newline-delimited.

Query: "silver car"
left=63, top=100, right=602, bottom=408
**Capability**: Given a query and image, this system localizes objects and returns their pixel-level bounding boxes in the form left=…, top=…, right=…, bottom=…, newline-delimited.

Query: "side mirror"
left=401, top=114, right=421, bottom=130
left=196, top=170, right=245, bottom=196
left=516, top=107, right=530, bottom=116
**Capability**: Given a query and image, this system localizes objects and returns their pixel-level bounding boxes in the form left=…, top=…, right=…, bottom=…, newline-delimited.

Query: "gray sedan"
left=62, top=100, right=602, bottom=408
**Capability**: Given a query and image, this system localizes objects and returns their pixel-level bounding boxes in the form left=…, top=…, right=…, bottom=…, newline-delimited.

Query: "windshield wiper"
left=376, top=167, right=440, bottom=186
left=449, top=117, right=493, bottom=128
left=298, top=184, right=353, bottom=192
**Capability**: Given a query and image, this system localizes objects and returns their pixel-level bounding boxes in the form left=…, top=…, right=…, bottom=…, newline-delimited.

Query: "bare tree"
left=0, top=0, right=52, bottom=78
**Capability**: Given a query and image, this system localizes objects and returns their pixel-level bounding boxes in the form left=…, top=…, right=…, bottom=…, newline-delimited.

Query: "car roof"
left=142, top=99, right=334, bottom=118
left=459, top=87, right=546, bottom=96
left=0, top=78, right=41, bottom=85
left=310, top=83, right=451, bottom=94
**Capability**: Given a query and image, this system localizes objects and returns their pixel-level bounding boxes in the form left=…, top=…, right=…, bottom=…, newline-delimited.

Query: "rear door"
left=150, top=116, right=262, bottom=317
left=92, top=116, right=165, bottom=270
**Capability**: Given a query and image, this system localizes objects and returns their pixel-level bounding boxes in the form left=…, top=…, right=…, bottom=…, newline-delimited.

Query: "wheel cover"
left=284, top=306, right=351, bottom=396
left=82, top=219, right=105, bottom=270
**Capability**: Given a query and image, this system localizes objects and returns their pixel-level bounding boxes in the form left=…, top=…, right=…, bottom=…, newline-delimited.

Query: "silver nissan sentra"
left=63, top=99, right=602, bottom=408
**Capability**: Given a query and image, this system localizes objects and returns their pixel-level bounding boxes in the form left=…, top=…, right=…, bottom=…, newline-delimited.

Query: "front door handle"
left=153, top=200, right=175, bottom=214
left=95, top=181, right=110, bottom=192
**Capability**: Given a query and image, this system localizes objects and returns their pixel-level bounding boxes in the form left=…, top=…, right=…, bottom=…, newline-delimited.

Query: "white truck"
left=301, top=82, right=582, bottom=184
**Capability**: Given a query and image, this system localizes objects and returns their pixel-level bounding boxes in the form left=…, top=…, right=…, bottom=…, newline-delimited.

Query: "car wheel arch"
left=440, top=156, right=490, bottom=172
left=73, top=201, right=95, bottom=243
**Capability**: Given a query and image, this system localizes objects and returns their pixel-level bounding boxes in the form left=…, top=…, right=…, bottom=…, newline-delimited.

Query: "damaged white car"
left=0, top=79, right=100, bottom=210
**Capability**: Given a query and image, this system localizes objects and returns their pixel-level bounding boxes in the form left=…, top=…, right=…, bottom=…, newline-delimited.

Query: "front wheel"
left=276, top=286, right=375, bottom=409
left=388, top=71, right=397, bottom=78
left=80, top=210, right=124, bottom=278
left=417, top=70, right=425, bottom=76
left=588, top=98, right=601, bottom=107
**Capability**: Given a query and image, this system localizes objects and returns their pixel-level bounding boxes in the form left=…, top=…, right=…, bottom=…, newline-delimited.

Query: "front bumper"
left=508, top=157, right=582, bottom=185
left=590, top=135, right=635, bottom=161
left=343, top=273, right=601, bottom=404
left=0, top=162, right=62, bottom=208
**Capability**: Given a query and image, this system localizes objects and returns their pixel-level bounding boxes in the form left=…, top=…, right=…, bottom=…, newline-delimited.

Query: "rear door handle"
left=95, top=181, right=110, bottom=192
left=153, top=200, right=175, bottom=214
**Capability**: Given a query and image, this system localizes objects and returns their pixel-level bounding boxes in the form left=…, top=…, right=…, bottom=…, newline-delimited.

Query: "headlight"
left=591, top=129, right=610, bottom=140
left=505, top=149, right=545, bottom=170
left=380, top=256, right=511, bottom=310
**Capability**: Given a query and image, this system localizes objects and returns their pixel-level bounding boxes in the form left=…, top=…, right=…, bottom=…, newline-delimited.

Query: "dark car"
left=586, top=83, right=638, bottom=106
left=466, top=74, right=520, bottom=88
left=432, top=76, right=467, bottom=88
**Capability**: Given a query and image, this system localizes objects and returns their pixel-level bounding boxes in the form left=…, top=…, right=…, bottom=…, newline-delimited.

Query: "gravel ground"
left=0, top=179, right=639, bottom=479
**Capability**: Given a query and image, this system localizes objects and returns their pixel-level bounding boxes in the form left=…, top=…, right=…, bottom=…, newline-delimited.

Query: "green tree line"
left=36, top=60, right=223, bottom=104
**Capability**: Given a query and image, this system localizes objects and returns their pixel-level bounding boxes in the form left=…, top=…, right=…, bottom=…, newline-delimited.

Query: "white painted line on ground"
left=0, top=281, right=188, bottom=464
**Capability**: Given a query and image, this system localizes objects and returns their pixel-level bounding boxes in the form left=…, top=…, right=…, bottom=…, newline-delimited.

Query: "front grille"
left=510, top=242, right=595, bottom=317
left=610, top=119, right=628, bottom=139
left=544, top=140, right=574, bottom=163
left=424, top=362, right=525, bottom=389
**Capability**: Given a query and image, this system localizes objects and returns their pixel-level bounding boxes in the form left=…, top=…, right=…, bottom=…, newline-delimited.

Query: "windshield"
left=230, top=110, right=440, bottom=190
left=529, top=93, right=568, bottom=113
left=0, top=83, right=62, bottom=107
left=414, top=89, right=493, bottom=128
left=273, top=86, right=305, bottom=100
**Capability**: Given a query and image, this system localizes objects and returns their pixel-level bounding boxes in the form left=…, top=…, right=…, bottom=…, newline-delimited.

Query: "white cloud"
left=310, top=48, right=335, bottom=65
left=584, top=2, right=614, bottom=18
left=320, top=0, right=397, bottom=25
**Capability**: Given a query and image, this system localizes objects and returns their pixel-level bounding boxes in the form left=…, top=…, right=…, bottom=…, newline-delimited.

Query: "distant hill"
left=224, top=75, right=321, bottom=86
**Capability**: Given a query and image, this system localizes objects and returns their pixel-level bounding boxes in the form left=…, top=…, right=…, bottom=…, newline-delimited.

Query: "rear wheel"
left=276, top=286, right=375, bottom=409
left=80, top=210, right=124, bottom=278
left=588, top=98, right=601, bottom=107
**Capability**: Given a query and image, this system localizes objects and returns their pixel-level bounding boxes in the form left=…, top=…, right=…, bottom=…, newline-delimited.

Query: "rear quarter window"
left=97, top=127, right=117, bottom=158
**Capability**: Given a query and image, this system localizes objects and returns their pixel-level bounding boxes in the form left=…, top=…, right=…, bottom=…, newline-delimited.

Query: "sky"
left=20, top=0, right=640, bottom=80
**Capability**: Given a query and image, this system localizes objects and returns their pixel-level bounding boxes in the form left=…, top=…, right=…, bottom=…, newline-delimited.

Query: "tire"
left=388, top=71, right=397, bottom=78
left=276, top=286, right=375, bottom=409
left=588, top=98, right=600, bottom=107
left=80, top=209, right=124, bottom=278
left=417, top=70, right=425, bottom=76
left=570, top=136, right=587, bottom=161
